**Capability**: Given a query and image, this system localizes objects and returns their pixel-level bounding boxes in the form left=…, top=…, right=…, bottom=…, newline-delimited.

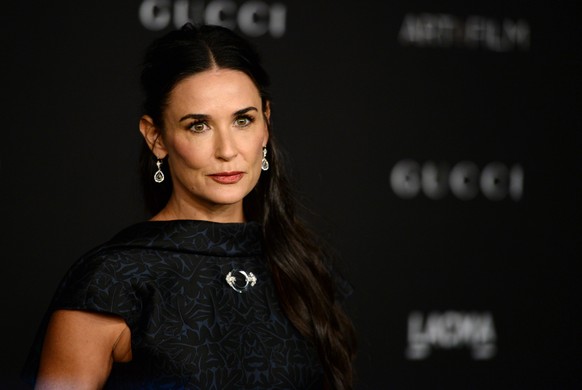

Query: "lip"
left=208, top=171, right=244, bottom=184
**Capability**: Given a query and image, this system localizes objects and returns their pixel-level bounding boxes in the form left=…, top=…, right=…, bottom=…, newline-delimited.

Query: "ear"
left=263, top=101, right=271, bottom=124
left=263, top=101, right=271, bottom=145
left=139, top=115, right=168, bottom=159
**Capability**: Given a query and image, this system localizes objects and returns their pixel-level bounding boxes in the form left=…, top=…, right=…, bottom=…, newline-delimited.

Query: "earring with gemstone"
left=154, top=159, right=165, bottom=183
left=261, top=147, right=269, bottom=171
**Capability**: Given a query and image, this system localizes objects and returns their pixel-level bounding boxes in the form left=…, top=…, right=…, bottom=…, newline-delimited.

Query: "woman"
left=23, top=24, right=356, bottom=389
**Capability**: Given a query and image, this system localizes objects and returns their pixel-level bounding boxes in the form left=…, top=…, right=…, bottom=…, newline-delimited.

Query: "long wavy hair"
left=139, top=23, right=356, bottom=389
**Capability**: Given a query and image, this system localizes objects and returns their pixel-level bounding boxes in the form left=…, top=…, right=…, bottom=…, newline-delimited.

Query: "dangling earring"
left=261, top=147, right=269, bottom=171
left=154, top=158, right=165, bottom=183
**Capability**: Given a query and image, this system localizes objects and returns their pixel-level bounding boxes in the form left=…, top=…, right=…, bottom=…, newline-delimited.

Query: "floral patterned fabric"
left=23, top=220, right=323, bottom=389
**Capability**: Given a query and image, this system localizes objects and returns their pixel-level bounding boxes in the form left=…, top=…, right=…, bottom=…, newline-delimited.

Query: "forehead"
left=166, top=69, right=261, bottom=115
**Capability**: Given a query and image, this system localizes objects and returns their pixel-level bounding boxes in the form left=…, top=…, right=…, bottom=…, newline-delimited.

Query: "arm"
left=35, top=309, right=132, bottom=390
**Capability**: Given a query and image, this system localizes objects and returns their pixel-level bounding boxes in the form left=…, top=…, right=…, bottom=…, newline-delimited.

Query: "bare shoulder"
left=36, top=310, right=131, bottom=389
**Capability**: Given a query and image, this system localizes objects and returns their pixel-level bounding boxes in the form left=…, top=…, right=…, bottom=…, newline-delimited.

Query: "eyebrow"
left=179, top=106, right=259, bottom=122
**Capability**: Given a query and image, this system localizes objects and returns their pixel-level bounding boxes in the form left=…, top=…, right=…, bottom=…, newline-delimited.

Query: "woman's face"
left=142, top=68, right=269, bottom=220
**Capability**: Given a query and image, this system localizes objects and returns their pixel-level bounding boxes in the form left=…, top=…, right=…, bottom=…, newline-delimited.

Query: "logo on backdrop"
left=139, top=0, right=287, bottom=38
left=406, top=311, right=497, bottom=360
left=390, top=160, right=524, bottom=201
left=398, top=13, right=530, bottom=52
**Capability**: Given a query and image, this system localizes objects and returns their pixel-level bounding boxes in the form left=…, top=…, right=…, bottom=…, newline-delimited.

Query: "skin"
left=141, top=67, right=270, bottom=223
left=36, top=68, right=269, bottom=388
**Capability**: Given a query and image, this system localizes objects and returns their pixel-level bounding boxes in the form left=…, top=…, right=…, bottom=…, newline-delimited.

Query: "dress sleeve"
left=52, top=249, right=143, bottom=326
left=21, top=248, right=144, bottom=386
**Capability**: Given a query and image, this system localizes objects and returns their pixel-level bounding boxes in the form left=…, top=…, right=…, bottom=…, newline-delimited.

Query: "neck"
left=151, top=195, right=245, bottom=223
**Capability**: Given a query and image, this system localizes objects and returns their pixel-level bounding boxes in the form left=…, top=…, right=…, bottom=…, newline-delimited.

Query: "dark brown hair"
left=140, top=23, right=356, bottom=389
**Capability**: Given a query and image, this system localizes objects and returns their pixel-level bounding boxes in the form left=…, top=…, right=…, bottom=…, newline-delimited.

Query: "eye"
left=234, top=115, right=254, bottom=128
left=189, top=121, right=209, bottom=133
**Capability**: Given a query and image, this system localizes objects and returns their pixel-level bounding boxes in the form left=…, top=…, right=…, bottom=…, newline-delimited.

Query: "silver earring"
left=261, top=147, right=269, bottom=171
left=154, top=159, right=165, bottom=183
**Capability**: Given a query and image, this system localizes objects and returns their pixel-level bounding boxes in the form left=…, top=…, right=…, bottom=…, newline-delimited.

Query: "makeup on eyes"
left=185, top=112, right=257, bottom=133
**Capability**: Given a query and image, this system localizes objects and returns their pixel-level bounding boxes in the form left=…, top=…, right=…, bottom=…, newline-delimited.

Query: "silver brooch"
left=225, top=269, right=257, bottom=293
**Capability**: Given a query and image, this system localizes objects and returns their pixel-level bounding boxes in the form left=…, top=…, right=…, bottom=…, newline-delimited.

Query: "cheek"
left=170, top=138, right=208, bottom=168
left=248, top=136, right=266, bottom=163
left=254, top=125, right=269, bottom=151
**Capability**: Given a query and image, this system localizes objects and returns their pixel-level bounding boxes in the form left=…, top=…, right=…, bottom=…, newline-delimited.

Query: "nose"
left=214, top=129, right=238, bottom=161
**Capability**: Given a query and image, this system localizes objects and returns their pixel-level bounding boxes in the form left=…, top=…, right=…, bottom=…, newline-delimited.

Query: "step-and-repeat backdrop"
left=3, top=1, right=580, bottom=388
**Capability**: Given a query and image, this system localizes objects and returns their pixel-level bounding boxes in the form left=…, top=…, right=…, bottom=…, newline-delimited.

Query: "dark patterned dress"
left=22, top=220, right=323, bottom=389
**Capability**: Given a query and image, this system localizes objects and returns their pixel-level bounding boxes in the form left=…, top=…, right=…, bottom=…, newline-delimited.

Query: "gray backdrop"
left=2, top=1, right=580, bottom=388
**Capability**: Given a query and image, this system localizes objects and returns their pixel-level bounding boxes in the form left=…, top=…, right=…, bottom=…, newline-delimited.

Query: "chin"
left=206, top=192, right=249, bottom=206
